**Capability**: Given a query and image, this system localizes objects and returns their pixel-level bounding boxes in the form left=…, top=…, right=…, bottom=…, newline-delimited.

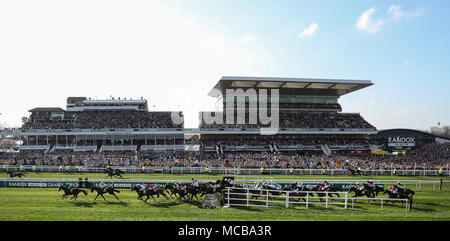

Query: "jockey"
left=192, top=178, right=199, bottom=190
left=65, top=182, right=75, bottom=192
left=261, top=180, right=269, bottom=189
left=290, top=183, right=298, bottom=192
left=84, top=177, right=89, bottom=188
left=295, top=182, right=304, bottom=189
left=323, top=181, right=330, bottom=190
left=366, top=180, right=374, bottom=190
left=98, top=180, right=104, bottom=189
left=180, top=183, right=187, bottom=193
left=390, top=185, right=399, bottom=197
left=395, top=181, right=405, bottom=193
left=317, top=182, right=325, bottom=191
left=137, top=184, right=147, bottom=192
left=355, top=181, right=364, bottom=192
left=147, top=183, right=156, bottom=192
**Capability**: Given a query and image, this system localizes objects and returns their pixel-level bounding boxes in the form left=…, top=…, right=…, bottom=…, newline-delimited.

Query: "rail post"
left=266, top=189, right=269, bottom=207
left=286, top=191, right=289, bottom=208
left=306, top=192, right=309, bottom=208
left=227, top=187, right=230, bottom=207
left=325, top=192, right=328, bottom=209
left=344, top=192, right=348, bottom=209
left=246, top=188, right=249, bottom=207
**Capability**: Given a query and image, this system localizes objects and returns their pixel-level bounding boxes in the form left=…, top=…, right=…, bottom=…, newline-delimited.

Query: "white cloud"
left=356, top=8, right=384, bottom=34
left=404, top=59, right=411, bottom=65
left=298, top=23, right=319, bottom=38
left=237, top=33, right=259, bottom=44
left=390, top=108, right=419, bottom=116
left=388, top=5, right=425, bottom=21
left=356, top=5, right=424, bottom=34
left=369, top=98, right=376, bottom=104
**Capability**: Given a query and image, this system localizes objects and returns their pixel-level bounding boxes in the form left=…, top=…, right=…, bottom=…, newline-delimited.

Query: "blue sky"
left=165, top=0, right=450, bottom=130
left=0, top=0, right=448, bottom=130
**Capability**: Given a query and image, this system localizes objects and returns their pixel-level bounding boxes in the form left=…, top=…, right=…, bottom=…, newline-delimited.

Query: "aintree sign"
left=388, top=136, right=417, bottom=147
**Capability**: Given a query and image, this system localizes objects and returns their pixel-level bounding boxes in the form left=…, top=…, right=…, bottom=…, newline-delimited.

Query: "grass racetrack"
left=0, top=172, right=449, bottom=221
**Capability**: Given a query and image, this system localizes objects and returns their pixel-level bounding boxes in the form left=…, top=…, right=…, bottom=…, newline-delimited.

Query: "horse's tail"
left=114, top=189, right=120, bottom=193
left=81, top=190, right=88, bottom=195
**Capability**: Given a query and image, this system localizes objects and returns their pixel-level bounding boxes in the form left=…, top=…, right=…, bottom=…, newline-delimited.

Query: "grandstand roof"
left=28, top=107, right=65, bottom=113
left=208, top=76, right=373, bottom=98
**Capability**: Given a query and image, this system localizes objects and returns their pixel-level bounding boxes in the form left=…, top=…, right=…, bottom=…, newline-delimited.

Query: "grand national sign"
left=388, top=136, right=417, bottom=147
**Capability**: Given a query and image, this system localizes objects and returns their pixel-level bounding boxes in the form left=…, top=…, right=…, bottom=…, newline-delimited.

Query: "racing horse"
left=395, top=186, right=415, bottom=196
left=7, top=171, right=25, bottom=178
left=348, top=186, right=375, bottom=199
left=131, top=184, right=170, bottom=202
left=91, top=185, right=121, bottom=201
left=371, top=185, right=385, bottom=197
left=348, top=168, right=363, bottom=177
left=58, top=184, right=87, bottom=200
left=105, top=167, right=124, bottom=179
left=311, top=185, right=341, bottom=202
left=383, top=189, right=413, bottom=209
left=283, top=186, right=315, bottom=202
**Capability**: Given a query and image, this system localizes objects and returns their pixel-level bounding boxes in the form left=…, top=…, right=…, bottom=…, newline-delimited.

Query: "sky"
left=0, top=0, right=449, bottom=130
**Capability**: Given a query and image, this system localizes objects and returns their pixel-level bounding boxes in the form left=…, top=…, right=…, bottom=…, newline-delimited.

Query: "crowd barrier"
left=1, top=165, right=448, bottom=177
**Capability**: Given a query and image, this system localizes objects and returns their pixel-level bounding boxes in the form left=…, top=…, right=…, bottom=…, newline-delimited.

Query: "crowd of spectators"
left=21, top=111, right=184, bottom=129
left=199, top=113, right=375, bottom=129
left=201, top=136, right=373, bottom=147
left=1, top=143, right=448, bottom=170
left=221, top=102, right=342, bottom=111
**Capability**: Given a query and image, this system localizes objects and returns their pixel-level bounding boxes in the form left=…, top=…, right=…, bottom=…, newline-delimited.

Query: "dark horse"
left=164, top=184, right=181, bottom=199
left=311, top=185, right=341, bottom=201
left=249, top=186, right=272, bottom=200
left=58, top=185, right=87, bottom=200
left=283, top=186, right=315, bottom=202
left=348, top=186, right=374, bottom=199
left=383, top=189, right=413, bottom=209
left=105, top=168, right=124, bottom=179
left=372, top=185, right=385, bottom=197
left=395, top=186, right=415, bottom=196
left=186, top=185, right=203, bottom=200
left=131, top=185, right=170, bottom=202
left=7, top=171, right=25, bottom=178
left=168, top=184, right=201, bottom=200
left=348, top=169, right=363, bottom=177
left=91, top=185, right=121, bottom=201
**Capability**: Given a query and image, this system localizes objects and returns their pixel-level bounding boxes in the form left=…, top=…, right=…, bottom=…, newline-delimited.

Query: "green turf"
left=0, top=172, right=449, bottom=221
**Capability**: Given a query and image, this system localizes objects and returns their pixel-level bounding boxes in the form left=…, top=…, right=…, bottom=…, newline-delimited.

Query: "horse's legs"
left=94, top=193, right=99, bottom=200
left=112, top=193, right=120, bottom=201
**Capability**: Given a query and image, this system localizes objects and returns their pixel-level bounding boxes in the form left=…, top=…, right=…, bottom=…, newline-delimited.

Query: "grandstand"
left=0, top=76, right=448, bottom=171
left=17, top=96, right=185, bottom=153
left=199, top=76, right=377, bottom=155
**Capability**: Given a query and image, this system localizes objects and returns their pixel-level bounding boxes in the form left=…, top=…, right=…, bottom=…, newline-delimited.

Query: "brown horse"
left=283, top=186, right=315, bottom=202
left=91, top=185, right=121, bottom=201
left=249, top=188, right=271, bottom=200
left=348, top=186, right=374, bottom=199
left=58, top=185, right=87, bottom=200
left=7, top=171, right=25, bottom=178
left=131, top=185, right=169, bottom=202
left=383, top=189, right=413, bottom=209
left=311, top=185, right=341, bottom=202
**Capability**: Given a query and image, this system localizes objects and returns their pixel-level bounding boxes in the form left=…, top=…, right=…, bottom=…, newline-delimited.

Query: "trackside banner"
left=0, top=179, right=383, bottom=191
